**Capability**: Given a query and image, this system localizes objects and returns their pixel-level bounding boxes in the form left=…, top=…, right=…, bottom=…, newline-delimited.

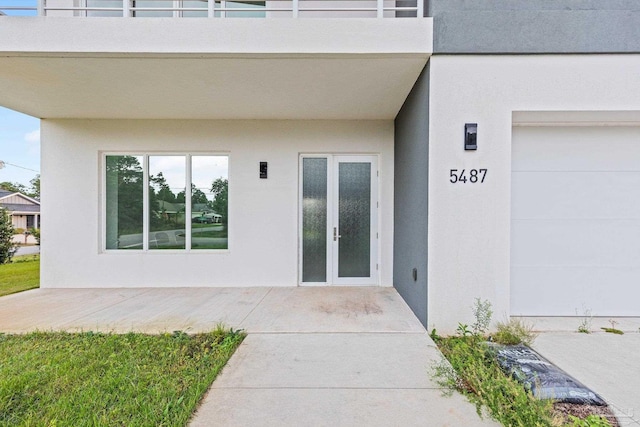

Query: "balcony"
left=0, top=0, right=424, bottom=18
left=0, top=1, right=431, bottom=120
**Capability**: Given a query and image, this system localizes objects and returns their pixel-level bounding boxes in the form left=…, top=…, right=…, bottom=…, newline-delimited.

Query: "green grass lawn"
left=0, top=328, right=245, bottom=426
left=0, top=254, right=39, bottom=297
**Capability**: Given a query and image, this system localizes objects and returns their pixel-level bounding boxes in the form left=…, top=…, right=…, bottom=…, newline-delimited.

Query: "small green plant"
left=601, top=319, right=624, bottom=335
left=29, top=228, right=40, bottom=245
left=600, top=327, right=624, bottom=335
left=14, top=228, right=25, bottom=235
left=576, top=306, right=592, bottom=334
left=456, top=323, right=472, bottom=337
left=567, top=414, right=612, bottom=427
left=429, top=328, right=439, bottom=342
left=471, top=297, right=493, bottom=335
left=492, top=318, right=538, bottom=346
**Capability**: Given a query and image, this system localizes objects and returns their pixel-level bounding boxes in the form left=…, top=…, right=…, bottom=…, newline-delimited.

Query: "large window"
left=105, top=154, right=228, bottom=251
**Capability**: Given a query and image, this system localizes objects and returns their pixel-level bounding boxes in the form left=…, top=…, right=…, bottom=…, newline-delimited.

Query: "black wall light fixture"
left=465, top=123, right=477, bottom=151
left=259, top=162, right=268, bottom=179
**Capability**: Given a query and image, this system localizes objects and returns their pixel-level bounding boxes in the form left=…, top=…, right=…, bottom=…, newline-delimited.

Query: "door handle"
left=333, top=227, right=341, bottom=241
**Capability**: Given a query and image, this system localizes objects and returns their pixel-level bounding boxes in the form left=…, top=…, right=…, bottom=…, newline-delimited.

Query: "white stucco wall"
left=427, top=55, right=640, bottom=333
left=40, top=119, right=394, bottom=288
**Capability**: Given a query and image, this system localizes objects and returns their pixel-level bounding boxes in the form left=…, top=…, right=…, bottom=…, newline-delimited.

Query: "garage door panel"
left=512, top=127, right=640, bottom=172
left=512, top=171, right=640, bottom=219
left=512, top=219, right=640, bottom=266
left=511, top=266, right=640, bottom=316
left=511, top=125, right=640, bottom=316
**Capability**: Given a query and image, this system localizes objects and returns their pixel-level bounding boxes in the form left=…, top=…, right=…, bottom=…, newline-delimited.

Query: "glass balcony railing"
left=0, top=0, right=424, bottom=18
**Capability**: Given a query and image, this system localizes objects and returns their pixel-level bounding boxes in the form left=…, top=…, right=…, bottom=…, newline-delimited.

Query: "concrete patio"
left=0, top=287, right=498, bottom=427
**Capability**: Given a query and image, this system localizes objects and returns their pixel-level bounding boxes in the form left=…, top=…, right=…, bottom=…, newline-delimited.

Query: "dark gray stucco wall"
left=394, top=63, right=429, bottom=328
left=427, top=0, right=640, bottom=53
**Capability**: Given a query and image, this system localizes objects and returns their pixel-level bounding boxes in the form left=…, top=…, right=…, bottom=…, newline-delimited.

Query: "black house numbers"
left=449, top=168, right=487, bottom=184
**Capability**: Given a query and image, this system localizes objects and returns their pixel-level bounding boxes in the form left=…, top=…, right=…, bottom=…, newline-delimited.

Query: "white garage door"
left=511, top=126, right=640, bottom=316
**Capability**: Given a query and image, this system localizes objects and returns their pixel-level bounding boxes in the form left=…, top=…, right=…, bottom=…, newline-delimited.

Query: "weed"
left=601, top=319, right=624, bottom=335
left=600, top=327, right=624, bottom=335
left=471, top=298, right=493, bottom=335
left=576, top=306, right=592, bottom=334
left=432, top=299, right=613, bottom=427
left=456, top=323, right=472, bottom=337
left=492, top=318, right=538, bottom=346
left=432, top=335, right=555, bottom=426
left=567, top=414, right=612, bottom=427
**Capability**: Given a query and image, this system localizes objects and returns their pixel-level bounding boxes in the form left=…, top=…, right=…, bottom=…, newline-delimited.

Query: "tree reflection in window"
left=106, top=154, right=228, bottom=251
left=105, top=155, right=144, bottom=250
left=191, top=156, right=228, bottom=250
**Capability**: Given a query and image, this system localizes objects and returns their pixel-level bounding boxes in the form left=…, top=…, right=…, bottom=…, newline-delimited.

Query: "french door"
left=300, top=155, right=378, bottom=285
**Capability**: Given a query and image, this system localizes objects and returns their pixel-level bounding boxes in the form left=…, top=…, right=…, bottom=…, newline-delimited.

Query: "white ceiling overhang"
left=0, top=17, right=432, bottom=119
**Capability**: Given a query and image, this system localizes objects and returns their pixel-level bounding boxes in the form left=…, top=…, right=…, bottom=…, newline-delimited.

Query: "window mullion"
left=143, top=155, right=150, bottom=251
left=186, top=155, right=192, bottom=251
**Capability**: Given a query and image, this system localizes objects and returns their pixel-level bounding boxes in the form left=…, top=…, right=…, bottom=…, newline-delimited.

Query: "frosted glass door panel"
left=302, top=158, right=328, bottom=282
left=337, top=162, right=371, bottom=278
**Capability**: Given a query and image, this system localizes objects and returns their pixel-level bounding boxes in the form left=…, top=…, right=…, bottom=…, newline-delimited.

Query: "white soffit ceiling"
left=0, top=17, right=432, bottom=119
left=0, top=54, right=428, bottom=119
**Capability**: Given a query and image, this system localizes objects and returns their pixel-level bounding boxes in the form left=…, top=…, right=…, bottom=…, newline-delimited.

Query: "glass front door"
left=300, top=155, right=378, bottom=285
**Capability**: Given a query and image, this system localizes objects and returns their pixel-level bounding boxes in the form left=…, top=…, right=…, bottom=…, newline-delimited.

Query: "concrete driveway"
left=533, top=332, right=640, bottom=427
left=0, top=287, right=498, bottom=427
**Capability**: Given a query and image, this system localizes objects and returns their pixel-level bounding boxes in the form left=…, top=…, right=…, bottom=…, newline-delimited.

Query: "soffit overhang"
left=0, top=17, right=432, bottom=119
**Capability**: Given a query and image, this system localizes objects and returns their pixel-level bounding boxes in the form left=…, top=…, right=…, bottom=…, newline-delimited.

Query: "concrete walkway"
left=0, top=287, right=498, bottom=427
left=533, top=332, right=640, bottom=427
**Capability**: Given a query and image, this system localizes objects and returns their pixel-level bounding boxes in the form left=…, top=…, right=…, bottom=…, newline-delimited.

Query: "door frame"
left=298, top=154, right=379, bottom=286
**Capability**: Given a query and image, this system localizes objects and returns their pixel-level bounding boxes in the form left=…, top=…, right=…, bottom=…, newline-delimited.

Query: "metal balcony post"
left=417, top=0, right=423, bottom=17
left=37, top=0, right=44, bottom=16
left=208, top=0, right=214, bottom=17
left=123, top=0, right=130, bottom=17
left=376, top=0, right=382, bottom=18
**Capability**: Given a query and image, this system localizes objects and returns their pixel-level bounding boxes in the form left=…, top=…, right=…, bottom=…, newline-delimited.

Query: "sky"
left=149, top=155, right=228, bottom=201
left=0, top=107, right=40, bottom=187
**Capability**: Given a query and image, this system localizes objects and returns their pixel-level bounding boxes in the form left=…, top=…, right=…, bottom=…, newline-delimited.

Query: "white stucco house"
left=1, top=0, right=639, bottom=332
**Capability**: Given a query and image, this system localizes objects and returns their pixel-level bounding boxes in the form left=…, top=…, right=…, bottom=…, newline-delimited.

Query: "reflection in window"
left=133, top=0, right=173, bottom=17
left=87, top=0, right=123, bottom=17
left=105, top=154, right=228, bottom=251
left=191, top=156, right=228, bottom=249
left=182, top=0, right=208, bottom=17
left=149, top=156, right=186, bottom=250
left=105, top=155, right=144, bottom=249
left=215, top=0, right=265, bottom=17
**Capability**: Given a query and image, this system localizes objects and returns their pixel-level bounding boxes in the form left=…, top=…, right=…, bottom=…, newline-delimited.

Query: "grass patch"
left=431, top=298, right=612, bottom=426
left=193, top=229, right=227, bottom=238
left=0, top=254, right=39, bottom=297
left=0, top=328, right=245, bottom=426
left=492, top=318, right=538, bottom=346
left=432, top=334, right=558, bottom=427
left=432, top=334, right=613, bottom=426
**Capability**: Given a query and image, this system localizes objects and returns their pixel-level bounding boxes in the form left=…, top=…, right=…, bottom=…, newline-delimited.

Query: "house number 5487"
left=449, top=169, right=487, bottom=184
